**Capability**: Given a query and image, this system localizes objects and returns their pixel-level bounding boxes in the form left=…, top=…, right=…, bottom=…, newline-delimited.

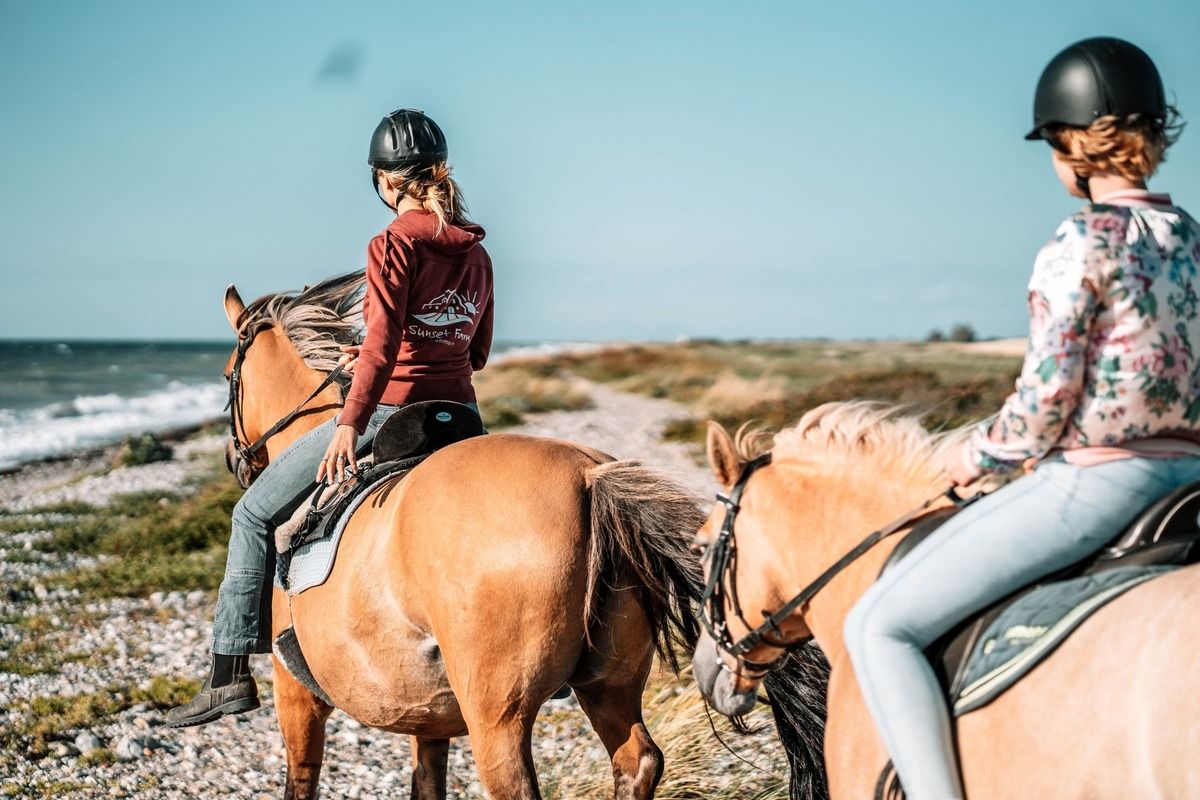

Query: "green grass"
left=36, top=474, right=241, bottom=599
left=0, top=675, right=199, bottom=759
left=0, top=614, right=94, bottom=676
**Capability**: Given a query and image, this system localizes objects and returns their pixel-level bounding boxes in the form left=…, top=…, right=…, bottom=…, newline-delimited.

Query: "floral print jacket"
left=969, top=190, right=1200, bottom=473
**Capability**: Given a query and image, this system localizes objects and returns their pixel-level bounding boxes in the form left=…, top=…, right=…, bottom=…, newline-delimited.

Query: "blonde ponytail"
left=380, top=161, right=470, bottom=232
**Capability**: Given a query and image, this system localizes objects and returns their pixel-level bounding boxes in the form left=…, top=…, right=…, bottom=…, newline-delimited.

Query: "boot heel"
left=219, top=695, right=261, bottom=716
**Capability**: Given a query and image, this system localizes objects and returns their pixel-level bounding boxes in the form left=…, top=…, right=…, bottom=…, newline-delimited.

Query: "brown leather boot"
left=164, top=654, right=260, bottom=728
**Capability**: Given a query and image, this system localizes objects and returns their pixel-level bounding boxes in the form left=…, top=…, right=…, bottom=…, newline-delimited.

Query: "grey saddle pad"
left=280, top=478, right=396, bottom=595
left=951, top=564, right=1173, bottom=715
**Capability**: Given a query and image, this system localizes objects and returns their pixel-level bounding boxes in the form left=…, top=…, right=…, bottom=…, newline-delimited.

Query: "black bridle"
left=698, top=452, right=979, bottom=678
left=225, top=322, right=348, bottom=489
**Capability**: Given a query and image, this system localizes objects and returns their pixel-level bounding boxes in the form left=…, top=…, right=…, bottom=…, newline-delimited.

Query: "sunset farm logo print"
left=413, top=290, right=480, bottom=327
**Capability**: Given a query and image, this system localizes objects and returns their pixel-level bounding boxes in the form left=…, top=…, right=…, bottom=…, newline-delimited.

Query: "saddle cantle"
left=880, top=479, right=1200, bottom=713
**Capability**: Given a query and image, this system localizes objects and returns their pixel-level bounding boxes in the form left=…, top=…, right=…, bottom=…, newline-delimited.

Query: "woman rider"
left=167, top=109, right=495, bottom=727
left=843, top=38, right=1200, bottom=799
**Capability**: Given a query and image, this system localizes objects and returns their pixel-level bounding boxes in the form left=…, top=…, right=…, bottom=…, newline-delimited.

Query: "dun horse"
left=218, top=273, right=706, bottom=800
left=693, top=403, right=1200, bottom=799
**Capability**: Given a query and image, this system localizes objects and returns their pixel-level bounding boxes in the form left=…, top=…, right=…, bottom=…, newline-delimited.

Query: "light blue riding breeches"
left=843, top=453, right=1200, bottom=800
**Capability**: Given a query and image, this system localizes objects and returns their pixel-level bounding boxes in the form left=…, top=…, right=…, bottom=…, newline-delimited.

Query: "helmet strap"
left=372, top=170, right=398, bottom=212
left=1075, top=172, right=1092, bottom=201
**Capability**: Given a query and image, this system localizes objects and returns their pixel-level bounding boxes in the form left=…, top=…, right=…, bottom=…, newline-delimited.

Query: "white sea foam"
left=490, top=341, right=613, bottom=364
left=0, top=382, right=227, bottom=469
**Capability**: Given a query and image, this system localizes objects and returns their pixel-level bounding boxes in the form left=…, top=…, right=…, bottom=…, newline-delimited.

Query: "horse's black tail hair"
left=763, top=643, right=832, bottom=800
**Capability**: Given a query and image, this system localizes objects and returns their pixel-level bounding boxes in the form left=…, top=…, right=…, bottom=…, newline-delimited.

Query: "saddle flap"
left=371, top=400, right=484, bottom=463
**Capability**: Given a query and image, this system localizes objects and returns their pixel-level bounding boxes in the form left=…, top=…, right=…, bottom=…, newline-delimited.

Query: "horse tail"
left=761, top=644, right=832, bottom=800
left=584, top=460, right=706, bottom=673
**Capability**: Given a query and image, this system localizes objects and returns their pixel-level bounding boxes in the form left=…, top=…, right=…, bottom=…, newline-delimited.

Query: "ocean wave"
left=490, top=341, right=613, bottom=364
left=0, top=382, right=228, bottom=469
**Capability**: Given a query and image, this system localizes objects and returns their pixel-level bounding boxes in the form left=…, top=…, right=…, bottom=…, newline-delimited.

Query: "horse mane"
left=238, top=271, right=366, bottom=373
left=739, top=400, right=965, bottom=487
left=737, top=402, right=968, bottom=800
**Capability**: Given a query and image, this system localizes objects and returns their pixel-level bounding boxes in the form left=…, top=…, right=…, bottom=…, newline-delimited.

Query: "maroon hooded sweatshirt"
left=337, top=210, right=494, bottom=434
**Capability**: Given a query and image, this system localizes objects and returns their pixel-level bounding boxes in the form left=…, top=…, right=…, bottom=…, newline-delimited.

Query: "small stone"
left=337, top=731, right=359, bottom=747
left=32, top=582, right=48, bottom=600
left=148, top=591, right=165, bottom=607
left=50, top=741, right=76, bottom=758
left=74, top=731, right=102, bottom=756
left=348, top=786, right=362, bottom=799
left=186, top=590, right=206, bottom=604
left=114, top=736, right=142, bottom=761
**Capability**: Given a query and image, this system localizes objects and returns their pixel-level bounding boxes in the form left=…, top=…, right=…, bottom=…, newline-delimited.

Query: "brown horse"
left=219, top=274, right=707, bottom=800
left=693, top=402, right=1200, bottom=799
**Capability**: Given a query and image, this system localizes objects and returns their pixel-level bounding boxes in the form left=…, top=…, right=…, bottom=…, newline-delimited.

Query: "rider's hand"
left=317, top=424, right=360, bottom=483
left=942, top=439, right=983, bottom=487
left=337, top=344, right=361, bottom=375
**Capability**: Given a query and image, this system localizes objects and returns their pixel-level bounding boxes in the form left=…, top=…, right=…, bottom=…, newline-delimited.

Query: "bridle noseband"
left=225, top=323, right=348, bottom=489
left=698, top=452, right=978, bottom=679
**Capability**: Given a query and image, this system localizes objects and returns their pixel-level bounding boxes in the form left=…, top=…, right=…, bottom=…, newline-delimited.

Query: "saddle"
left=881, top=479, right=1200, bottom=707
left=275, top=400, right=485, bottom=582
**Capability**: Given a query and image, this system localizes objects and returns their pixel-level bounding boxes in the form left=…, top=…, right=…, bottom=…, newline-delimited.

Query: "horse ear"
left=224, top=284, right=245, bottom=331
left=706, top=421, right=740, bottom=487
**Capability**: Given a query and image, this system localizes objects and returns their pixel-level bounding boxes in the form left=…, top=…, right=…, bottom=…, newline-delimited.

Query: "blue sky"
left=2, top=0, right=1199, bottom=342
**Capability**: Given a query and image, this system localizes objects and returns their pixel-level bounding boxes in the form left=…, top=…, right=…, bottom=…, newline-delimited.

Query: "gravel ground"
left=1, top=384, right=783, bottom=799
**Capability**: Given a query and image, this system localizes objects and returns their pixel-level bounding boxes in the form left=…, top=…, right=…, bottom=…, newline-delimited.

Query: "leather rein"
left=225, top=322, right=347, bottom=489
left=698, top=452, right=980, bottom=678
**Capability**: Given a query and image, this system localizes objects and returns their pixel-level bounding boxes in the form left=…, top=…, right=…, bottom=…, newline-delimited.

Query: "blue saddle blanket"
left=952, top=565, right=1173, bottom=715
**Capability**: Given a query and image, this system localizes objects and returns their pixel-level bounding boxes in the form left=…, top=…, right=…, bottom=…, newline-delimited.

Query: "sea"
left=0, top=339, right=604, bottom=470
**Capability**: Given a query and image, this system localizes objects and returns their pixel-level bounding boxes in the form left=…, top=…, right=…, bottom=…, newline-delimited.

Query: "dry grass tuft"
left=474, top=359, right=594, bottom=428
left=539, top=670, right=788, bottom=799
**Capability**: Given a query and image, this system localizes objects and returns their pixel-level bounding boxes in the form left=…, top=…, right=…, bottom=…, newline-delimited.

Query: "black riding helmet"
left=1025, top=37, right=1166, bottom=198
left=368, top=109, right=448, bottom=209
left=1026, top=37, right=1165, bottom=140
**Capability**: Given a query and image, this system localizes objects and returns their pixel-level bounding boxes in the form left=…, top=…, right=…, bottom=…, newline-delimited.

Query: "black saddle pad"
left=372, top=400, right=485, bottom=462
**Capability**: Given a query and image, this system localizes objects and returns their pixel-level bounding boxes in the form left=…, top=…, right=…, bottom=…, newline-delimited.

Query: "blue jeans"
left=211, top=404, right=403, bottom=655
left=843, top=454, right=1200, bottom=800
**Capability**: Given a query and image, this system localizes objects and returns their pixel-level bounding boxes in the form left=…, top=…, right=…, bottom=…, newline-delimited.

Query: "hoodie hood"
left=387, top=209, right=485, bottom=254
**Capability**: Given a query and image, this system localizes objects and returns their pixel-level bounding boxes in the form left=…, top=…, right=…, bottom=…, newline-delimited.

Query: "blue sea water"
left=0, top=339, right=597, bottom=469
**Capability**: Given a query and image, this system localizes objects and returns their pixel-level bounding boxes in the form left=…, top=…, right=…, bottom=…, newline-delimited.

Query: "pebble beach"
left=0, top=380, right=790, bottom=799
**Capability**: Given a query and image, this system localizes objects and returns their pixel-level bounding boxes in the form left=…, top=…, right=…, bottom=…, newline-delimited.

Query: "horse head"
left=220, top=275, right=365, bottom=487
left=692, top=421, right=816, bottom=717
left=693, top=403, right=951, bottom=719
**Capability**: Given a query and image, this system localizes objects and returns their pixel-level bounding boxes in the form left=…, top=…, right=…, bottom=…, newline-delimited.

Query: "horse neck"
left=243, top=328, right=344, bottom=459
left=780, top=460, right=943, bottom=659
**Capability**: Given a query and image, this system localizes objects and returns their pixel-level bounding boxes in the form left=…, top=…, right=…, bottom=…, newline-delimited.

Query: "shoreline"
left=0, top=419, right=227, bottom=478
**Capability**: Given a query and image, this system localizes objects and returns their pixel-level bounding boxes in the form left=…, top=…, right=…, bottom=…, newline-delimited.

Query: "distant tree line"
left=926, top=323, right=977, bottom=343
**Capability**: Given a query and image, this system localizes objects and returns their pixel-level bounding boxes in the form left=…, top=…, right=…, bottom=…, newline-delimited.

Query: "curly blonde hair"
left=378, top=161, right=470, bottom=232
left=1047, top=108, right=1185, bottom=181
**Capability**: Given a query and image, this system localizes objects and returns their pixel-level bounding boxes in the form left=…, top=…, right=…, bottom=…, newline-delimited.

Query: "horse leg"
left=458, top=705, right=541, bottom=799
left=409, top=736, right=449, bottom=800
left=575, top=672, right=662, bottom=799
left=273, top=654, right=334, bottom=800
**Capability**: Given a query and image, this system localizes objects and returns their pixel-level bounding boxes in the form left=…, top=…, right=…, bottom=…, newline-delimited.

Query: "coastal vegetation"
left=553, top=339, right=1022, bottom=445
